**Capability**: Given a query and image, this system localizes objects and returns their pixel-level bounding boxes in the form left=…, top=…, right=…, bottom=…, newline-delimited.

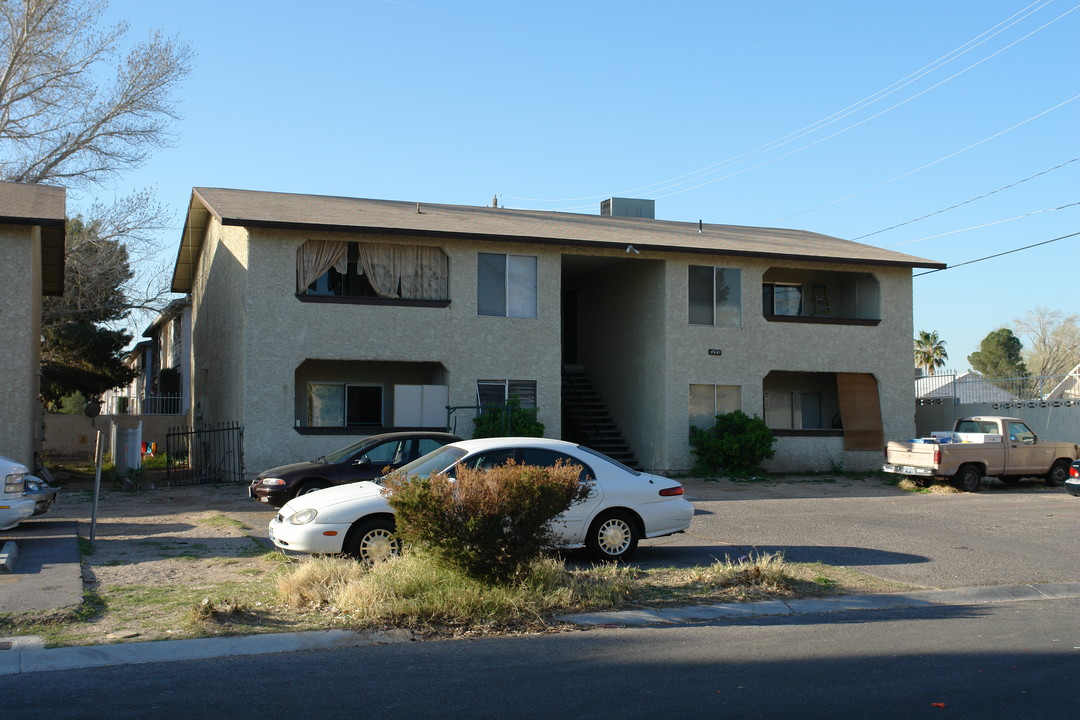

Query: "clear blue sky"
left=92, top=0, right=1079, bottom=370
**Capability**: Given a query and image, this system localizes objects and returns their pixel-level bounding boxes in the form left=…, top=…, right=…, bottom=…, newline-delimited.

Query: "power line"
left=913, top=230, right=1080, bottom=277
left=502, top=1, right=1070, bottom=208
left=891, top=200, right=1080, bottom=247
left=852, top=157, right=1080, bottom=240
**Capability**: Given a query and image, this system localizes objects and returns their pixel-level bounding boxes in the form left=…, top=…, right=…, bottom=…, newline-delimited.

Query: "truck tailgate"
left=885, top=441, right=937, bottom=467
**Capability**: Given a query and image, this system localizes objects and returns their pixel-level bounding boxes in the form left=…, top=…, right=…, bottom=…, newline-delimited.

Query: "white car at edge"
left=1, top=456, right=37, bottom=531
left=269, top=437, right=694, bottom=562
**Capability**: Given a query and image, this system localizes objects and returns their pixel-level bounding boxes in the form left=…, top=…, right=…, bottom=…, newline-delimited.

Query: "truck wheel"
left=1045, top=459, right=1070, bottom=487
left=954, top=464, right=983, bottom=493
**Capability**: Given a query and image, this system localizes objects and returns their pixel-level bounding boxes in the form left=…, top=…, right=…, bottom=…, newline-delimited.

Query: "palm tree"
left=914, top=330, right=949, bottom=376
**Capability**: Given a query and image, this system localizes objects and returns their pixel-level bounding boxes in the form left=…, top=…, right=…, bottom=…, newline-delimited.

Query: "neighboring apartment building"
left=0, top=182, right=66, bottom=467
left=104, top=298, right=192, bottom=417
left=171, top=187, right=944, bottom=475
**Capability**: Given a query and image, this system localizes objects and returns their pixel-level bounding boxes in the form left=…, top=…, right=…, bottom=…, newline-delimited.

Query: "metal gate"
left=165, top=422, right=245, bottom=486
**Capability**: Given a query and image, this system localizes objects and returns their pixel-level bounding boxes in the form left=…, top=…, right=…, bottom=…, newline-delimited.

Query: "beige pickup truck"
left=883, top=416, right=1079, bottom=492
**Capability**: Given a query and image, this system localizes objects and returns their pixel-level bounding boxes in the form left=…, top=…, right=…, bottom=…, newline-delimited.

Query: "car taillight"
left=1070, top=465, right=1080, bottom=479
left=659, top=486, right=684, bottom=497
left=933, top=446, right=941, bottom=465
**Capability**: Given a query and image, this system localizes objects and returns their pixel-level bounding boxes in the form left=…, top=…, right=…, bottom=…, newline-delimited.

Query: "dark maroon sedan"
left=248, top=431, right=461, bottom=507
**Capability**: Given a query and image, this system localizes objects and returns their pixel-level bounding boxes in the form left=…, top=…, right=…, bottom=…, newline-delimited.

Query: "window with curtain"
left=297, top=240, right=449, bottom=302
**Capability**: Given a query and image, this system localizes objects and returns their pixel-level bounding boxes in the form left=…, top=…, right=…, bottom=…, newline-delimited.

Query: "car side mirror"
left=353, top=456, right=371, bottom=466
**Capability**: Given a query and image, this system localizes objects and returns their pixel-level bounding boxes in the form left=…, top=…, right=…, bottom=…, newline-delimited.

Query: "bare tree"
left=1014, top=307, right=1080, bottom=378
left=42, top=191, right=174, bottom=321
left=1, top=0, right=193, bottom=402
left=0, top=0, right=193, bottom=187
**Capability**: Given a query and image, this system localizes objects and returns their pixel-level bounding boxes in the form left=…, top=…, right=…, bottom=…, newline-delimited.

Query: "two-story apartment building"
left=0, top=182, right=66, bottom=467
left=104, top=297, right=192, bottom=417
left=171, top=188, right=944, bottom=475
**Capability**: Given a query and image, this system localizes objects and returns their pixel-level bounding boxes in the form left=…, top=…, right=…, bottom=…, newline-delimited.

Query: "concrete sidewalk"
left=4, top=581, right=1080, bottom=676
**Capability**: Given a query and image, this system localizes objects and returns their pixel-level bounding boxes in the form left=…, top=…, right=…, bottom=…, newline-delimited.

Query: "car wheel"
left=344, top=517, right=400, bottom=564
left=953, top=464, right=983, bottom=493
left=1045, top=459, right=1070, bottom=487
left=295, top=480, right=330, bottom=497
left=585, top=511, right=639, bottom=561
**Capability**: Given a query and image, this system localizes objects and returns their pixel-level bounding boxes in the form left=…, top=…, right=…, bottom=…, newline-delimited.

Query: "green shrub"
left=689, top=410, right=776, bottom=475
left=384, top=460, right=588, bottom=583
left=472, top=395, right=544, bottom=438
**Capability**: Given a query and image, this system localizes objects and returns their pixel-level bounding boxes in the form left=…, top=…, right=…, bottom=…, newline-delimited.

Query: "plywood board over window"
left=836, top=373, right=883, bottom=450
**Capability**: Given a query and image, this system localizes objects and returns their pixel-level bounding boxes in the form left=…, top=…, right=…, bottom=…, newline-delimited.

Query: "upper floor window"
left=763, top=282, right=802, bottom=316
left=297, top=240, right=448, bottom=302
left=688, top=266, right=741, bottom=326
left=761, top=268, right=880, bottom=324
left=478, top=253, right=537, bottom=318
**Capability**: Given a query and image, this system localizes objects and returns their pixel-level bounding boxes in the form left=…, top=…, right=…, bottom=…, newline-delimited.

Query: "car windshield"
left=378, top=446, right=467, bottom=483
left=318, top=438, right=377, bottom=464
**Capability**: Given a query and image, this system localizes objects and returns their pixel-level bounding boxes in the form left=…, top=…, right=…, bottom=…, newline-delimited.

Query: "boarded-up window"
left=836, top=373, right=883, bottom=450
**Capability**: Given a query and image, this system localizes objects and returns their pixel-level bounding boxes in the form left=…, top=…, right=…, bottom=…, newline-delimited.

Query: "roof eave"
left=213, top=217, right=947, bottom=270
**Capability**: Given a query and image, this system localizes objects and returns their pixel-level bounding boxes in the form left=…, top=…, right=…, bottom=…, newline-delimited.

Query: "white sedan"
left=269, top=437, right=694, bottom=562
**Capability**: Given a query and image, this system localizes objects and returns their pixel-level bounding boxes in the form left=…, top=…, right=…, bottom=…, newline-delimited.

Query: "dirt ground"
left=45, top=472, right=909, bottom=592
left=46, top=477, right=284, bottom=590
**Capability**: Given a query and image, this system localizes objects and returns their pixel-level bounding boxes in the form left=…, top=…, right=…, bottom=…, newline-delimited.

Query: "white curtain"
left=358, top=243, right=448, bottom=300
left=357, top=243, right=402, bottom=298
left=296, top=240, right=348, bottom=292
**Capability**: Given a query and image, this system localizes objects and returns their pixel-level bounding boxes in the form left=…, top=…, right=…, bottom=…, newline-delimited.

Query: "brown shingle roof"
left=172, top=186, right=944, bottom=292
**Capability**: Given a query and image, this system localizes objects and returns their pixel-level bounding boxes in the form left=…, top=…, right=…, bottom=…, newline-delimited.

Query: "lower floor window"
left=689, top=384, right=741, bottom=429
left=763, top=391, right=822, bottom=429
left=477, top=379, right=537, bottom=408
left=307, top=383, right=383, bottom=426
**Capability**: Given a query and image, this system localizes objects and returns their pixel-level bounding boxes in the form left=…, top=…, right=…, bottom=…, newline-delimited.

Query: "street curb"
left=0, top=628, right=415, bottom=676
left=556, top=582, right=1080, bottom=627
left=3, top=583, right=1079, bottom=675
left=0, top=541, right=18, bottom=573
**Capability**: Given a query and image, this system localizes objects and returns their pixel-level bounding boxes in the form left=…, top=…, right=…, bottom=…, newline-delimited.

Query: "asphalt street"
left=3, top=598, right=1078, bottom=719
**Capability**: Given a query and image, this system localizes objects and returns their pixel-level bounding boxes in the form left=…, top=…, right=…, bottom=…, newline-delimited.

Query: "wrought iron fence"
left=916, top=372, right=1080, bottom=404
left=108, top=394, right=184, bottom=415
left=165, top=422, right=244, bottom=486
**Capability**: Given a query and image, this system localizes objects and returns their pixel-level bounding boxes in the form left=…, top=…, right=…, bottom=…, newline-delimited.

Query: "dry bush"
left=384, top=460, right=589, bottom=583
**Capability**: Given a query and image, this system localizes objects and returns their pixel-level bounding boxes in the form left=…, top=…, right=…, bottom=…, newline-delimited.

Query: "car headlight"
left=289, top=508, right=318, bottom=525
left=260, top=477, right=286, bottom=486
left=4, top=472, right=26, bottom=494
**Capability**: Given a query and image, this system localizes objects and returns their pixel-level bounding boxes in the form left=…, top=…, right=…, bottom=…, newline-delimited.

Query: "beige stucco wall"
left=187, top=215, right=918, bottom=476
left=193, top=225, right=564, bottom=474
left=658, top=255, right=914, bottom=473
left=0, top=224, right=43, bottom=466
left=42, top=413, right=182, bottom=461
left=189, top=222, right=248, bottom=431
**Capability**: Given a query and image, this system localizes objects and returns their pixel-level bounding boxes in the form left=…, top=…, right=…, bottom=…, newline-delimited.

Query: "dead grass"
left=897, top=478, right=960, bottom=494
